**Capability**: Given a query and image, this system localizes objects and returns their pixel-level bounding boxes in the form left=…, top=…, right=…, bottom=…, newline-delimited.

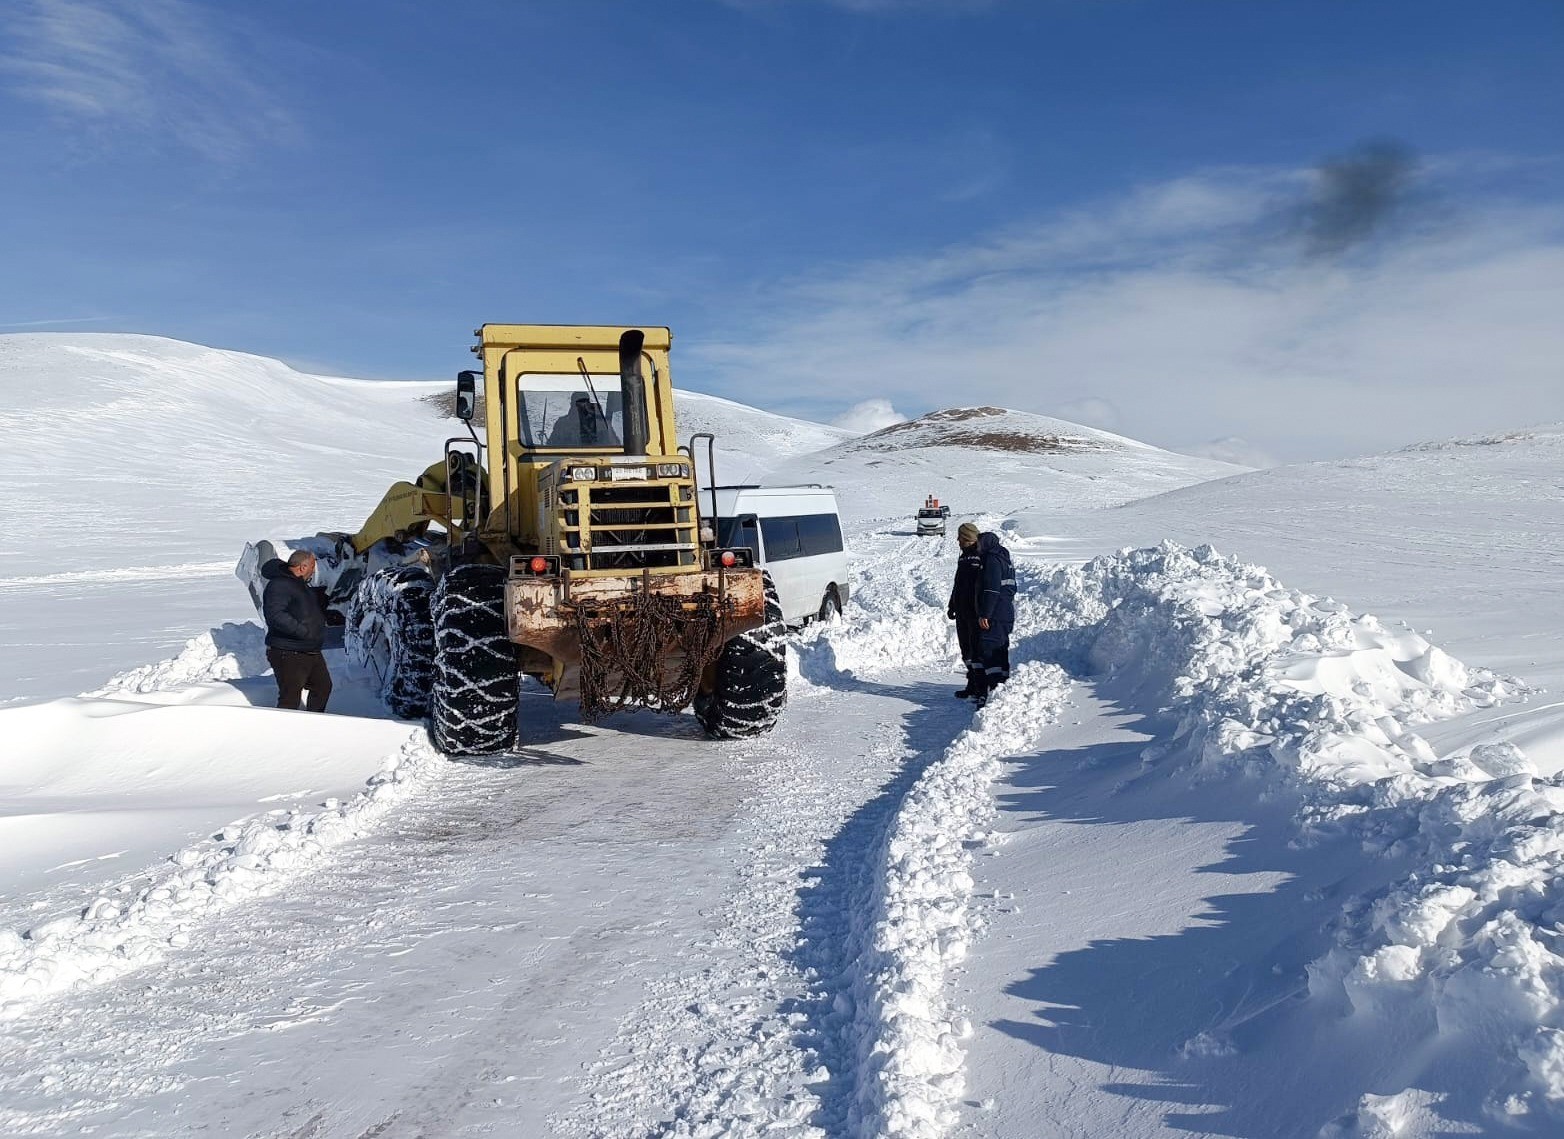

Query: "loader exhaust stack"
left=619, top=329, right=650, bottom=458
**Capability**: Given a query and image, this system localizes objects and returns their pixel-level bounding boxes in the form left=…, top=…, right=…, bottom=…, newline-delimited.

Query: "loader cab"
left=514, top=373, right=625, bottom=450
left=468, top=325, right=701, bottom=572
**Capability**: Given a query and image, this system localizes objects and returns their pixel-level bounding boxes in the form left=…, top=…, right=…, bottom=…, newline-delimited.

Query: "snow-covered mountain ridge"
left=848, top=405, right=1133, bottom=454
left=777, top=403, right=1246, bottom=524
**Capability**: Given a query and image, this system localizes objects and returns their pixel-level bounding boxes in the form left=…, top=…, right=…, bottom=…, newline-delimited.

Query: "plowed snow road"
left=0, top=668, right=976, bottom=1138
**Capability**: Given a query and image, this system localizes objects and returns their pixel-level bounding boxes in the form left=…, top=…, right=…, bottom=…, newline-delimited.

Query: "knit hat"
left=957, top=521, right=979, bottom=543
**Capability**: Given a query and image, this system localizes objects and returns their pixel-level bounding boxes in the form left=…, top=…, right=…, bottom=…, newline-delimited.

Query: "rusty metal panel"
left=505, top=567, right=766, bottom=667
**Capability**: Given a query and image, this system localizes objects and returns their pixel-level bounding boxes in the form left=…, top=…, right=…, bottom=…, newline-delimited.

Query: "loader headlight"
left=565, top=466, right=598, bottom=482
left=655, top=462, right=689, bottom=478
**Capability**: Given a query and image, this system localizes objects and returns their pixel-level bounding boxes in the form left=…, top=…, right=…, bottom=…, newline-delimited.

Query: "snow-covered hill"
left=776, top=404, right=1247, bottom=524
left=674, top=388, right=858, bottom=477
left=5, top=333, right=1564, bottom=1137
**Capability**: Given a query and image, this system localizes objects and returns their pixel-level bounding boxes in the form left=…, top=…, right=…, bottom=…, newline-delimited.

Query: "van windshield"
left=715, top=516, right=753, bottom=550
left=516, top=372, right=624, bottom=449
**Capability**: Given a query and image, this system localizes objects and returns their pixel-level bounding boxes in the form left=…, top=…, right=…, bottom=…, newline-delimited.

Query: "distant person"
left=947, top=523, right=1016, bottom=708
left=261, top=550, right=333, bottom=712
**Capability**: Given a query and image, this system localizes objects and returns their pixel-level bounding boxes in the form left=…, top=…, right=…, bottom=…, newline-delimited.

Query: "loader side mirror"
left=455, top=371, right=478, bottom=421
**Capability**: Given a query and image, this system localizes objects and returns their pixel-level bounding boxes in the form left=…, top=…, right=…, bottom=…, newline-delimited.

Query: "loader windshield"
left=516, top=372, right=625, bottom=449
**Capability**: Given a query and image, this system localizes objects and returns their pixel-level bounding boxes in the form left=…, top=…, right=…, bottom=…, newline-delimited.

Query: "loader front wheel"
left=345, top=564, right=435, bottom=720
left=696, top=572, right=787, bottom=740
left=431, top=564, right=519, bottom=756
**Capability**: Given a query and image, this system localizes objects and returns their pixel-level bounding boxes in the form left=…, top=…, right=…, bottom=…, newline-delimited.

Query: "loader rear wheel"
left=345, top=564, right=435, bottom=720
left=696, top=572, right=787, bottom=740
left=431, top=564, right=519, bottom=756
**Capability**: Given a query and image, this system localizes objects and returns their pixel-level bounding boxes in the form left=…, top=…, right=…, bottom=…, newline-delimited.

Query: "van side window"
left=796, top=513, right=844, bottom=556
left=759, top=516, right=803, bottom=560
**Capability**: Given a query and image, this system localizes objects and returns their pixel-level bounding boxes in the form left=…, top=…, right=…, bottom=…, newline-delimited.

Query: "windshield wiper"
left=576, top=356, right=608, bottom=425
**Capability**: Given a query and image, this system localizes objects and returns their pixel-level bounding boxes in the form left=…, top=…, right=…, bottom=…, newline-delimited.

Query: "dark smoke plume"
left=1298, top=139, right=1421, bottom=257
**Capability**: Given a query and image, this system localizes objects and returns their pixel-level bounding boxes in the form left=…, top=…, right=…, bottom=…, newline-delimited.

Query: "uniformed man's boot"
left=955, top=665, right=982, bottom=699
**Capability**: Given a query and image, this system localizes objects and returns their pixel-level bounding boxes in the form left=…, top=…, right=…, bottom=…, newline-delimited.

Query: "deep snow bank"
left=1035, top=542, right=1564, bottom=1124
left=1038, top=542, right=1520, bottom=793
left=1, top=612, right=449, bottom=1019
left=84, top=621, right=269, bottom=696
left=0, top=731, right=443, bottom=1020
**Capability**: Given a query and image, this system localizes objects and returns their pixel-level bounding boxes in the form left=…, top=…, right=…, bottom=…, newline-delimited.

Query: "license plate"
left=609, top=466, right=649, bottom=481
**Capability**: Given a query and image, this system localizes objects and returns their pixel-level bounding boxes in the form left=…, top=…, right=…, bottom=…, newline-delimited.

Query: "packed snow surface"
left=3, top=334, right=1564, bottom=1137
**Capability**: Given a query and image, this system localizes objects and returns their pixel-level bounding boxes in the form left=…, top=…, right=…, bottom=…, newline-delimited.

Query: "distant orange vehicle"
left=917, top=495, right=950, bottom=536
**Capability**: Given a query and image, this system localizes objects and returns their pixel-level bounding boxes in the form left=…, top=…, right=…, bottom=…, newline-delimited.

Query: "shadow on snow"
left=977, top=678, right=1477, bottom=1137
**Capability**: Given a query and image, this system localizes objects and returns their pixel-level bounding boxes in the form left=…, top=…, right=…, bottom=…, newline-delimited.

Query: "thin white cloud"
left=832, top=398, right=908, bottom=433
left=0, top=315, right=119, bottom=329
left=1182, top=437, right=1275, bottom=470
left=690, top=164, right=1564, bottom=461
left=1055, top=396, right=1121, bottom=432
left=0, top=0, right=293, bottom=161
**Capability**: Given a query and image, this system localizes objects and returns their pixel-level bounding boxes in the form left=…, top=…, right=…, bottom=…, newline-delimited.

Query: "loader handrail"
left=689, top=432, right=718, bottom=526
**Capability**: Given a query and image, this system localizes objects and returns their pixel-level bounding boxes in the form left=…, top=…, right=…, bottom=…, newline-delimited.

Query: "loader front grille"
left=559, top=481, right=698, bottom=572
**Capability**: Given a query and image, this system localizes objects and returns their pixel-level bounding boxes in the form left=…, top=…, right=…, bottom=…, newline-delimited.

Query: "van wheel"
left=345, top=564, right=435, bottom=720
left=817, top=586, right=842, bottom=622
left=696, top=572, right=787, bottom=739
left=431, top=564, right=520, bottom=756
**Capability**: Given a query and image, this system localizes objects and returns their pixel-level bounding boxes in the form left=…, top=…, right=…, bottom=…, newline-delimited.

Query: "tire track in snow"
left=2, top=683, right=979, bottom=1138
left=555, top=674, right=978, bottom=1137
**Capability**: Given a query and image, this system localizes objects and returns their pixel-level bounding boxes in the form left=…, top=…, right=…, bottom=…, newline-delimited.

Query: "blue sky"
left=2, top=0, right=1561, bottom=460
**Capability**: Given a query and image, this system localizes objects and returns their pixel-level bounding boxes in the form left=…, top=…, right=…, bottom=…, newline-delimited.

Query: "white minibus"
left=707, top=485, right=850, bottom=625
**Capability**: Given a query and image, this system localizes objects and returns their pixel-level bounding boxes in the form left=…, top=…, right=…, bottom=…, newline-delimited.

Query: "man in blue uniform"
left=948, top=524, right=1016, bottom=707
left=972, top=530, right=1016, bottom=706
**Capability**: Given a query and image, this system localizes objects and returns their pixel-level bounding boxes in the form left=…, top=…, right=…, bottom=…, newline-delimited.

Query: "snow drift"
left=1030, top=542, right=1562, bottom=1124
left=0, top=731, right=442, bottom=1020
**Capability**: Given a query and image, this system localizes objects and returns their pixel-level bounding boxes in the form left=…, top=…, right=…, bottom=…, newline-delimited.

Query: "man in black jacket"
left=261, top=550, right=333, bottom=712
left=947, top=526, right=1016, bottom=708
left=946, top=522, right=985, bottom=699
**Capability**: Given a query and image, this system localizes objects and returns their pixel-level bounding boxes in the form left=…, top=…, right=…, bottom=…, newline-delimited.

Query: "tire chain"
left=344, top=565, right=435, bottom=720
left=695, top=573, right=788, bottom=739
left=431, top=565, right=519, bottom=755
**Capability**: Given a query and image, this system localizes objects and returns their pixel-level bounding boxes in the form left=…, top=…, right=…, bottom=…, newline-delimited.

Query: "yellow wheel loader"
left=237, top=325, right=785, bottom=754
